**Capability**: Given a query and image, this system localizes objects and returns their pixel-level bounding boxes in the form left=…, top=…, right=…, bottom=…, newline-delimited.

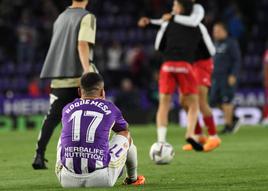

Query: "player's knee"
left=199, top=99, right=211, bottom=113
left=200, top=105, right=212, bottom=116
left=183, top=94, right=198, bottom=107
left=159, top=94, right=172, bottom=106
left=117, top=130, right=131, bottom=144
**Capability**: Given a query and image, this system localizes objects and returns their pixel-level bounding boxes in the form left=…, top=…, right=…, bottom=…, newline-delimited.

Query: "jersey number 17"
left=69, top=110, right=104, bottom=143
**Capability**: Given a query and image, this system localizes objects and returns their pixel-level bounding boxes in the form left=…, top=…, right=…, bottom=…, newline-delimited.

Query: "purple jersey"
left=60, top=98, right=128, bottom=174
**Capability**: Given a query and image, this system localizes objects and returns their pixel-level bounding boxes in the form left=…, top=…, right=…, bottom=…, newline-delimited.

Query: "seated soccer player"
left=55, top=73, right=145, bottom=188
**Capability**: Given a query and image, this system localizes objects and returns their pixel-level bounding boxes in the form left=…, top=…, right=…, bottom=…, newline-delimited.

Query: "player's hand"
left=228, top=75, right=237, bottom=86
left=83, top=65, right=93, bottom=74
left=83, top=64, right=99, bottom=74
left=138, top=17, right=150, bottom=28
left=162, top=13, right=172, bottom=21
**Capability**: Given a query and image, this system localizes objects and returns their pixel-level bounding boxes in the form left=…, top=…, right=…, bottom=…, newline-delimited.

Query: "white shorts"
left=55, top=135, right=129, bottom=188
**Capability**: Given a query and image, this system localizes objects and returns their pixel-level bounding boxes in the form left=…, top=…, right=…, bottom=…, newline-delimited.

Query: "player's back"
left=164, top=20, right=202, bottom=63
left=60, top=98, right=127, bottom=174
left=41, top=8, right=90, bottom=78
left=195, top=39, right=211, bottom=61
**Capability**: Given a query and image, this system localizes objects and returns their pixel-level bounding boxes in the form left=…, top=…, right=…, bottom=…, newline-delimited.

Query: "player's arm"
left=112, top=107, right=132, bottom=143
left=150, top=19, right=165, bottom=26
left=138, top=16, right=165, bottom=28
left=78, top=14, right=96, bottom=73
left=199, top=23, right=216, bottom=56
left=163, top=4, right=204, bottom=27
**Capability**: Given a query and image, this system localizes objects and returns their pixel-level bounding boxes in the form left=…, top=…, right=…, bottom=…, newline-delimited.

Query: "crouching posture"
left=55, top=73, right=145, bottom=187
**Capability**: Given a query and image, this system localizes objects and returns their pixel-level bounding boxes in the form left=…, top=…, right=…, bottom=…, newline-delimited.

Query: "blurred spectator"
left=28, top=77, right=41, bottom=97
left=115, top=78, right=141, bottom=112
left=125, top=44, right=145, bottom=75
left=211, top=22, right=241, bottom=134
left=41, top=0, right=58, bottom=30
left=223, top=2, right=245, bottom=40
left=262, top=42, right=268, bottom=125
left=94, top=43, right=106, bottom=73
left=107, top=41, right=123, bottom=71
left=147, top=70, right=159, bottom=108
left=16, top=9, right=37, bottom=64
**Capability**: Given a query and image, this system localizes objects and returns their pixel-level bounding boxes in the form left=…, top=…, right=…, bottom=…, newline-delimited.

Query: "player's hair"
left=176, top=0, right=193, bottom=16
left=80, top=73, right=104, bottom=96
left=214, top=21, right=229, bottom=33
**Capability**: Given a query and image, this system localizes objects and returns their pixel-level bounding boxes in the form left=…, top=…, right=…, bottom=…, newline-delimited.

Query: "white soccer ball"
left=149, top=142, right=175, bottom=164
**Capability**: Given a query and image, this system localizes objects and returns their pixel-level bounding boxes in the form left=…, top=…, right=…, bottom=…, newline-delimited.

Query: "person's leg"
left=108, top=133, right=145, bottom=186
left=156, top=94, right=172, bottom=142
left=210, top=78, right=230, bottom=134
left=124, top=137, right=145, bottom=185
left=199, top=85, right=221, bottom=151
left=191, top=59, right=214, bottom=137
left=181, top=95, right=205, bottom=151
left=180, top=95, right=203, bottom=136
left=156, top=62, right=176, bottom=142
left=33, top=88, right=79, bottom=169
left=220, top=79, right=241, bottom=134
left=262, top=87, right=268, bottom=124
left=181, top=94, right=204, bottom=151
left=221, top=102, right=241, bottom=134
left=181, top=94, right=199, bottom=139
left=199, top=86, right=218, bottom=136
left=107, top=134, right=129, bottom=186
left=222, top=103, right=234, bottom=126
left=125, top=140, right=137, bottom=181
left=176, top=62, right=203, bottom=151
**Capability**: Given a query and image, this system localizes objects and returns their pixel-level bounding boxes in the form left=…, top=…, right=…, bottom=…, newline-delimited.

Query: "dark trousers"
left=36, top=88, right=79, bottom=155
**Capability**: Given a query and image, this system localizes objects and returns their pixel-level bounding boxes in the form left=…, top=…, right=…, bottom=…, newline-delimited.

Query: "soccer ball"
left=149, top=142, right=175, bottom=164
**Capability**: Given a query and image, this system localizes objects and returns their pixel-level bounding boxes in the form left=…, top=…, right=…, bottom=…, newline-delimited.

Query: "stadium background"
left=0, top=0, right=268, bottom=129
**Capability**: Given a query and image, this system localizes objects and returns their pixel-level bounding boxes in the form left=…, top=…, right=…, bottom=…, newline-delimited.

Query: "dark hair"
left=73, top=0, right=87, bottom=2
left=80, top=73, right=104, bottom=95
left=214, top=21, right=229, bottom=32
left=176, top=0, right=193, bottom=16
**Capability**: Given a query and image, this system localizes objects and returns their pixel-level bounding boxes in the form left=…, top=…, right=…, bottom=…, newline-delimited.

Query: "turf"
left=0, top=125, right=268, bottom=191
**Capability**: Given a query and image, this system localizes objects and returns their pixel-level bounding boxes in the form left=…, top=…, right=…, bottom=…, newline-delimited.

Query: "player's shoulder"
left=82, top=13, right=96, bottom=22
left=226, top=37, right=239, bottom=47
left=80, top=13, right=96, bottom=29
left=102, top=99, right=122, bottom=113
left=193, top=4, right=205, bottom=13
left=62, top=98, right=80, bottom=114
left=193, top=3, right=205, bottom=15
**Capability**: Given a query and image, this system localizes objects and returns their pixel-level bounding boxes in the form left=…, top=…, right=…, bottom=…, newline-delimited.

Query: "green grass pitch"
left=0, top=125, right=268, bottom=191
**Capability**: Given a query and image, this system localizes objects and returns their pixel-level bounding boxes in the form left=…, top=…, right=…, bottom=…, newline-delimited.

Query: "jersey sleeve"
left=199, top=23, right=216, bottom=56
left=150, top=19, right=164, bottom=26
left=173, top=4, right=204, bottom=27
left=112, top=105, right=128, bottom=132
left=78, top=14, right=96, bottom=44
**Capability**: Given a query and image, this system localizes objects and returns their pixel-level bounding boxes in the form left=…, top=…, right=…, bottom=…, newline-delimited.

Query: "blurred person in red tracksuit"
left=262, top=42, right=268, bottom=125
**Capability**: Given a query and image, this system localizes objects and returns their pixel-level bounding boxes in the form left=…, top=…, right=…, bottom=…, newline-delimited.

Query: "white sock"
left=126, top=141, right=138, bottom=182
left=157, top=127, right=167, bottom=142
